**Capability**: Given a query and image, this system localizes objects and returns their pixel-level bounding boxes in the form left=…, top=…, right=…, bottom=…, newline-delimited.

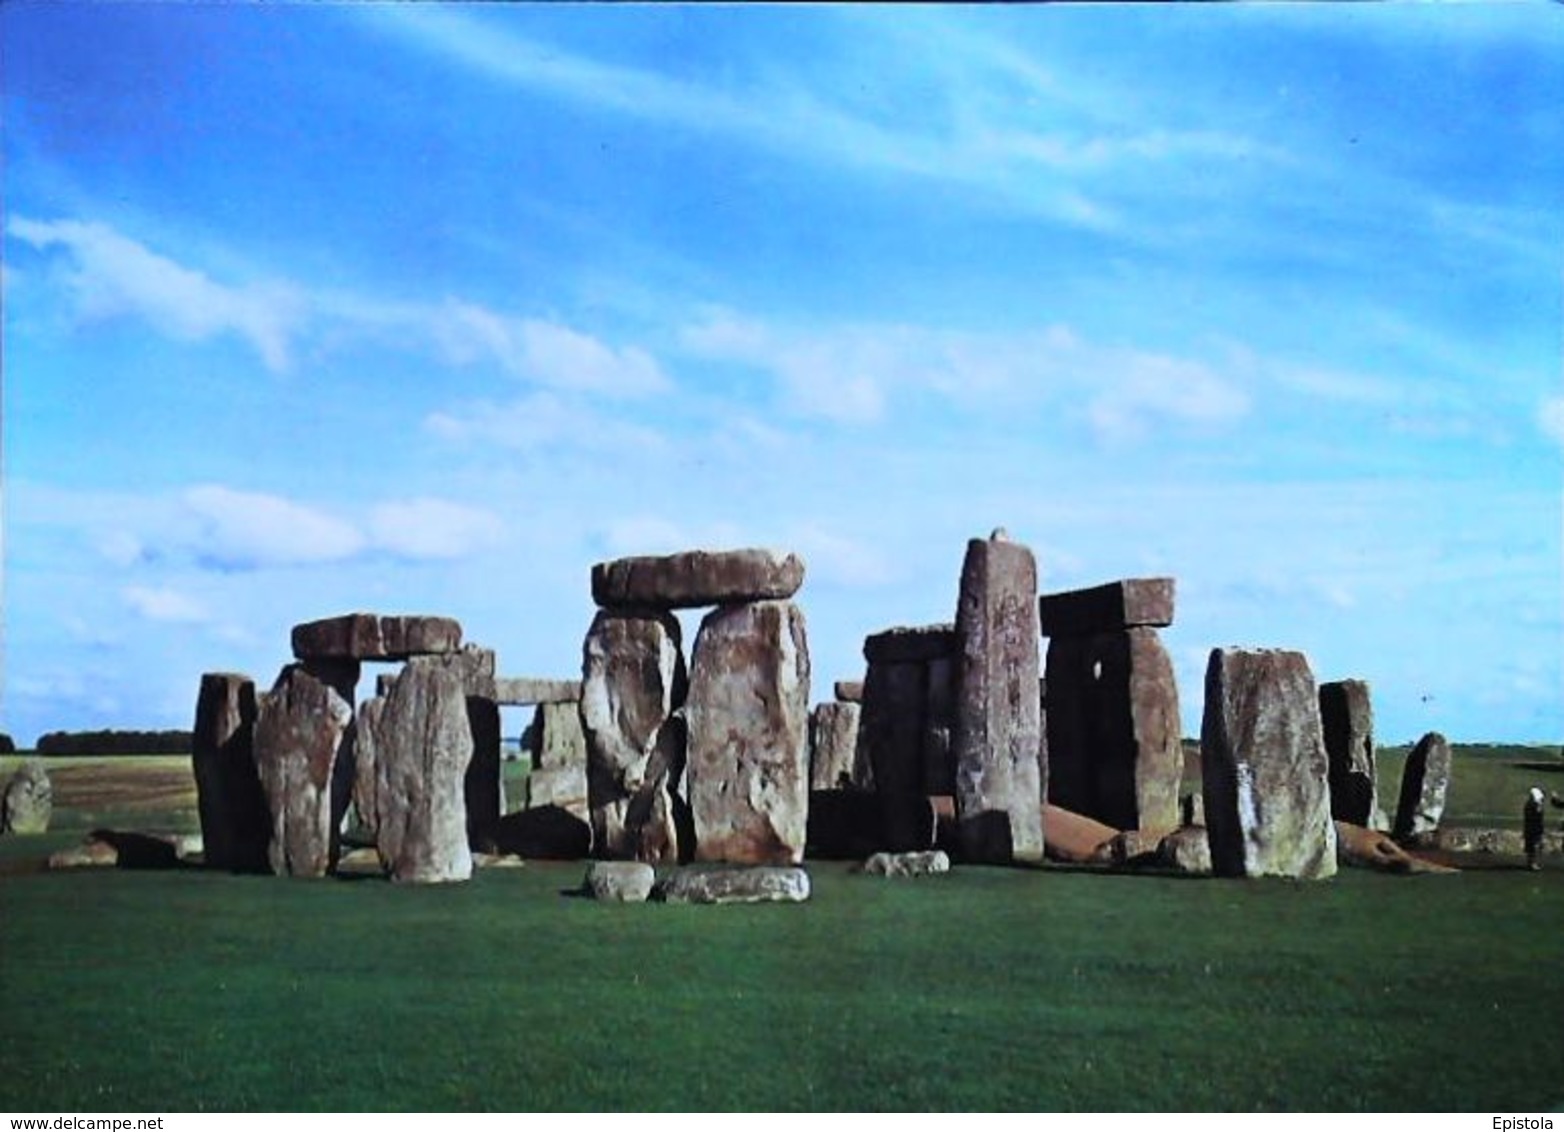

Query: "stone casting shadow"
left=492, top=806, right=591, bottom=860
left=89, top=829, right=185, bottom=870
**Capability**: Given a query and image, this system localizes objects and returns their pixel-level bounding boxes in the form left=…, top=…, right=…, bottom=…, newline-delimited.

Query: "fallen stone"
left=1042, top=803, right=1119, bottom=864
left=365, top=653, right=476, bottom=883
left=581, top=610, right=688, bottom=863
left=291, top=613, right=463, bottom=661
left=335, top=846, right=382, bottom=875
left=592, top=548, right=805, bottom=609
left=88, top=829, right=183, bottom=869
left=253, top=663, right=356, bottom=876
left=655, top=865, right=811, bottom=905
left=833, top=680, right=864, bottom=703
left=1044, top=628, right=1182, bottom=834
left=526, top=764, right=588, bottom=819
left=1320, top=679, right=1380, bottom=827
left=1200, top=648, right=1337, bottom=880
left=473, top=852, right=527, bottom=869
left=493, top=806, right=592, bottom=859
left=1038, top=577, right=1175, bottom=638
left=686, top=600, right=811, bottom=865
left=191, top=672, right=270, bottom=872
left=863, top=624, right=957, bottom=665
left=862, top=849, right=950, bottom=877
left=1421, top=826, right=1564, bottom=857
left=809, top=701, right=862, bottom=792
left=1107, top=828, right=1164, bottom=865
left=1157, top=827, right=1212, bottom=875
left=584, top=860, right=655, bottom=902
left=495, top=678, right=583, bottom=706
left=1336, top=820, right=1457, bottom=874
left=2, top=759, right=52, bottom=835
left=953, top=533, right=1044, bottom=864
left=1392, top=731, right=1453, bottom=843
left=48, top=839, right=118, bottom=869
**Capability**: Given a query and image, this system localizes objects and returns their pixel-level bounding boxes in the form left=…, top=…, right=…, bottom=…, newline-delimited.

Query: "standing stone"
left=809, top=701, right=862, bottom=792
left=1, top=759, right=52, bottom=834
left=1200, top=648, right=1337, bottom=880
left=858, top=659, right=928, bottom=849
left=1319, top=679, right=1379, bottom=827
left=1393, top=731, right=1453, bottom=843
left=354, top=695, right=387, bottom=839
left=366, top=654, right=475, bottom=883
left=533, top=701, right=589, bottom=770
left=581, top=610, right=688, bottom=863
left=526, top=764, right=589, bottom=818
left=191, top=672, right=269, bottom=871
left=922, top=656, right=957, bottom=796
left=686, top=600, right=811, bottom=865
left=953, top=534, right=1044, bottom=864
left=291, top=613, right=462, bottom=661
left=253, top=663, right=355, bottom=877
left=1044, top=628, right=1182, bottom=834
left=591, top=548, right=804, bottom=609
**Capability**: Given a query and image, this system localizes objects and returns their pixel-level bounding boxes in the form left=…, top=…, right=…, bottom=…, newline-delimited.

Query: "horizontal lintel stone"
left=591, top=547, right=804, bottom=610
left=291, top=613, right=463, bottom=661
left=1038, top=578, right=1174, bottom=637
left=493, top=678, right=583, bottom=705
left=863, top=624, right=957, bottom=664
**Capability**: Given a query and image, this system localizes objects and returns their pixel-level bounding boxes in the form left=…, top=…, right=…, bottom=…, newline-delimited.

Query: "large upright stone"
left=364, top=654, right=475, bottom=883
left=1, top=759, right=52, bottom=834
left=809, top=701, right=862, bottom=791
left=1393, top=731, right=1452, bottom=843
left=531, top=701, right=588, bottom=771
left=922, top=655, right=958, bottom=795
left=686, top=600, right=811, bottom=865
left=858, top=658, right=928, bottom=849
left=191, top=672, right=270, bottom=871
left=452, top=646, right=502, bottom=848
left=1044, top=628, right=1182, bottom=833
left=953, top=533, right=1044, bottom=864
left=291, top=613, right=462, bottom=661
left=253, top=663, right=355, bottom=876
left=1319, top=679, right=1379, bottom=827
left=1038, top=578, right=1174, bottom=638
left=591, top=548, right=804, bottom=610
left=1200, top=648, right=1337, bottom=879
left=581, top=610, right=688, bottom=863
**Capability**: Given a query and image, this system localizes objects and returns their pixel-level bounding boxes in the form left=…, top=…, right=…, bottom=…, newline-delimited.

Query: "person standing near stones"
left=1523, top=786, right=1546, bottom=871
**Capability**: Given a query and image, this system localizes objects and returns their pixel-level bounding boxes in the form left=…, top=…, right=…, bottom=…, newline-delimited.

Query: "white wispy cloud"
left=122, top=585, right=209, bottom=624
left=426, top=390, right=671, bottom=456
left=7, top=215, right=303, bottom=372
left=183, top=485, right=367, bottom=570
left=1538, top=396, right=1564, bottom=449
left=368, top=498, right=506, bottom=562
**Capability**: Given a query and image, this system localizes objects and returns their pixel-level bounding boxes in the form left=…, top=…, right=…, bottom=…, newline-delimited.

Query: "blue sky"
left=2, top=3, right=1560, bottom=746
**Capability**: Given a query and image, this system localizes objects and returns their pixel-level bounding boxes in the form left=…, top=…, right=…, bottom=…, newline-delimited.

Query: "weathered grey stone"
left=862, top=849, right=950, bottom=877
left=291, top=613, right=462, bottom=661
left=953, top=534, right=1045, bottom=864
left=253, top=663, right=355, bottom=877
left=857, top=659, right=928, bottom=850
left=495, top=678, right=582, bottom=706
left=922, top=655, right=957, bottom=796
left=833, top=680, right=865, bottom=703
left=686, top=600, right=811, bottom=865
left=1181, top=792, right=1205, bottom=828
left=809, top=701, right=862, bottom=791
left=532, top=701, right=589, bottom=771
left=526, top=764, right=588, bottom=819
left=863, top=624, right=956, bottom=665
left=1157, top=826, right=1212, bottom=875
left=581, top=610, right=688, bottom=863
left=583, top=860, right=655, bottom=902
left=1, top=759, right=52, bottom=834
left=1393, top=731, right=1453, bottom=843
left=1320, top=679, right=1379, bottom=827
left=353, top=696, right=385, bottom=839
left=1038, top=577, right=1175, bottom=638
left=1107, top=828, right=1164, bottom=865
left=655, top=865, right=811, bottom=904
left=592, top=548, right=804, bottom=610
left=1044, top=628, right=1182, bottom=834
left=191, top=672, right=269, bottom=871
left=1200, top=648, right=1337, bottom=880
left=363, top=654, right=475, bottom=883
left=1423, top=825, right=1563, bottom=856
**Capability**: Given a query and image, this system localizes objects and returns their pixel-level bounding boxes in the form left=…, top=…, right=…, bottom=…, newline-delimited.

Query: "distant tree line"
left=33, top=730, right=193, bottom=756
left=0, top=733, right=15, bottom=754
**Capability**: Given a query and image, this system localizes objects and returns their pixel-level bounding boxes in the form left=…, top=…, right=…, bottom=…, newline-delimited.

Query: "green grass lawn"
left=2, top=747, right=1562, bottom=1111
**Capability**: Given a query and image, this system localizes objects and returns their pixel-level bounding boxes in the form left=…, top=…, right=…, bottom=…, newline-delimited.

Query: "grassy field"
left=1, top=747, right=1562, bottom=1111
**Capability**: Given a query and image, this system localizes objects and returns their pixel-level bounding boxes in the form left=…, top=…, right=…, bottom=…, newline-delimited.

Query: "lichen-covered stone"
left=685, top=600, right=811, bottom=865
left=953, top=533, right=1044, bottom=864
left=1200, top=648, right=1337, bottom=880
left=253, top=663, right=355, bottom=877
left=581, top=610, right=688, bottom=863
left=583, top=860, right=655, bottom=902
left=591, top=547, right=804, bottom=610
left=291, top=613, right=462, bottom=661
left=1393, top=731, right=1453, bottom=843
left=191, top=672, right=269, bottom=871
left=655, top=865, right=811, bottom=904
left=1, top=759, right=52, bottom=835
left=1157, top=826, right=1212, bottom=875
left=862, top=849, right=950, bottom=877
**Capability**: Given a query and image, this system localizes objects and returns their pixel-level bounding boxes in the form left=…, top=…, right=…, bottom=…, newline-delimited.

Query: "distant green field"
left=2, top=746, right=1562, bottom=1111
